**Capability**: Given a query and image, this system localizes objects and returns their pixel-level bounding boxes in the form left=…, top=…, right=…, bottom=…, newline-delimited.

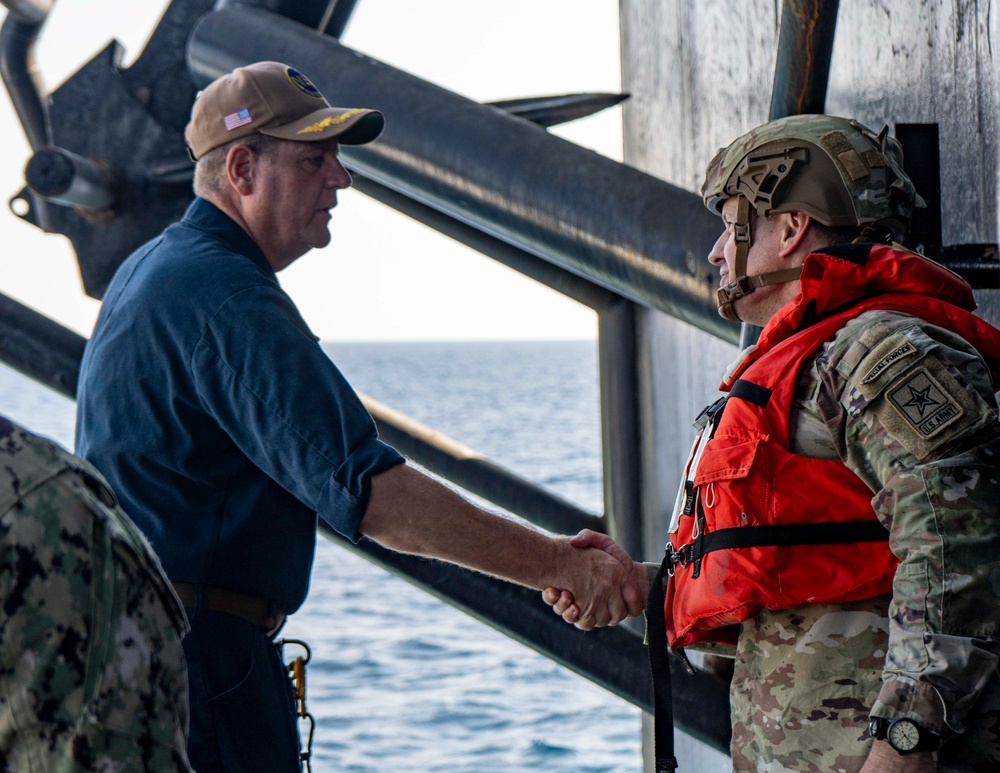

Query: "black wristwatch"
left=868, top=716, right=940, bottom=753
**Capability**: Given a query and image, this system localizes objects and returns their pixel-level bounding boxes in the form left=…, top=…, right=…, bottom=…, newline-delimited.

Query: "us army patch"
left=861, top=341, right=917, bottom=383
left=887, top=368, right=963, bottom=437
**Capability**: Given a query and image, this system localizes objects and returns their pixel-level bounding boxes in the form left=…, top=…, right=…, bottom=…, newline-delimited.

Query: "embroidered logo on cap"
left=298, top=108, right=367, bottom=135
left=224, top=108, right=252, bottom=131
left=887, top=369, right=963, bottom=437
left=286, top=67, right=323, bottom=98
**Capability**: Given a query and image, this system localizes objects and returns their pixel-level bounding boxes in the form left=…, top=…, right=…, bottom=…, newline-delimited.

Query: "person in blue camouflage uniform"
left=545, top=115, right=1000, bottom=772
left=0, top=415, right=193, bottom=773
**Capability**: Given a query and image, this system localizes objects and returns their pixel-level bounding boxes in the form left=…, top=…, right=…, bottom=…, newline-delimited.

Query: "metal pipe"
left=188, top=6, right=739, bottom=345
left=769, top=0, right=840, bottom=120
left=0, top=0, right=52, bottom=25
left=349, top=172, right=616, bottom=311
left=213, top=0, right=332, bottom=29
left=361, top=392, right=602, bottom=536
left=0, top=292, right=85, bottom=399
left=25, top=146, right=120, bottom=213
left=319, top=0, right=360, bottom=38
left=0, top=9, right=47, bottom=150
left=744, top=0, right=839, bottom=347
left=598, top=297, right=644, bottom=561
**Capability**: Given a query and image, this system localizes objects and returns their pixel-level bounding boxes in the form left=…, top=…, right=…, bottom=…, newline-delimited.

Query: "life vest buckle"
left=666, top=543, right=693, bottom=575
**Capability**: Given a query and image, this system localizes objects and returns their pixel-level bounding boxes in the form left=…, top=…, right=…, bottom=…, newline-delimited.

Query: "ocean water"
left=0, top=340, right=644, bottom=772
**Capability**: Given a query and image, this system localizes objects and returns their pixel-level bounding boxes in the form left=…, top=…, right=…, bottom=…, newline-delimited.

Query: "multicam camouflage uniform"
left=0, top=416, right=193, bottom=773
left=728, top=309, right=1000, bottom=772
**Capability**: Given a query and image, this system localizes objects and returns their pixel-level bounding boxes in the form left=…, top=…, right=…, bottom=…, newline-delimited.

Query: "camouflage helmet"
left=700, top=115, right=925, bottom=322
left=701, top=114, right=923, bottom=240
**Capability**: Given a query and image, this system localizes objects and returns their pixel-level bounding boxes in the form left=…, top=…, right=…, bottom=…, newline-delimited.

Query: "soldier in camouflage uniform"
left=546, top=115, right=1000, bottom=772
left=0, top=415, right=193, bottom=773
left=729, top=299, right=1000, bottom=773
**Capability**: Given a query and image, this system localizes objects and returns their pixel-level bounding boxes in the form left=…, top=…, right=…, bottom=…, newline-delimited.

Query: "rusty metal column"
left=769, top=0, right=840, bottom=119
left=737, top=0, right=841, bottom=348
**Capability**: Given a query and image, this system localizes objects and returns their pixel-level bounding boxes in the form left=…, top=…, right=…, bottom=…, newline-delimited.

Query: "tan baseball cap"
left=185, top=61, right=385, bottom=160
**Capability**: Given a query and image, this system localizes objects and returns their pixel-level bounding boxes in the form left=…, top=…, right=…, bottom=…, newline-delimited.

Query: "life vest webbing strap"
left=647, top=558, right=679, bottom=772
left=728, top=379, right=772, bottom=407
left=677, top=520, right=889, bottom=579
left=693, top=520, right=889, bottom=563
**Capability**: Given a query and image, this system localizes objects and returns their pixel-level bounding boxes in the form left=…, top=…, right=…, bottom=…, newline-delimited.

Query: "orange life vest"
left=663, top=243, right=1000, bottom=649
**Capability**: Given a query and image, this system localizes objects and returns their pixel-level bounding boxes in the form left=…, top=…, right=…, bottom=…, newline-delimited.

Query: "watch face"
left=888, top=719, right=921, bottom=752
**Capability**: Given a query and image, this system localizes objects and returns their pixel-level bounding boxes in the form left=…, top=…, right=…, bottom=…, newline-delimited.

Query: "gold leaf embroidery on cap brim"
left=298, top=109, right=366, bottom=135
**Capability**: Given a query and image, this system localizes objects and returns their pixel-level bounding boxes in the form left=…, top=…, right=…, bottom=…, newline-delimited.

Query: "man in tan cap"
left=75, top=61, right=647, bottom=771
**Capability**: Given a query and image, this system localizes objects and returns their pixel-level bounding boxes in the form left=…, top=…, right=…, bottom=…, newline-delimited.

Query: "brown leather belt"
left=172, top=582, right=286, bottom=635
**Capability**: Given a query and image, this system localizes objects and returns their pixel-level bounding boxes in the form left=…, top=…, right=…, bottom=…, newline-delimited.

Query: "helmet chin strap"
left=716, top=195, right=803, bottom=322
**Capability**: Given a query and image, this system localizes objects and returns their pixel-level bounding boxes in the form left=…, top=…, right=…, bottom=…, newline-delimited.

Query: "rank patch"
left=297, top=108, right=366, bottom=135
left=887, top=369, right=963, bottom=437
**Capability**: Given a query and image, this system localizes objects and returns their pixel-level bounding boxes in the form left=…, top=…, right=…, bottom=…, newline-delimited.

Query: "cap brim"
left=262, top=107, right=385, bottom=146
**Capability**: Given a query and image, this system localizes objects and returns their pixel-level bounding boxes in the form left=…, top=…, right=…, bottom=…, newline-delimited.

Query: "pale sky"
left=0, top=0, right=622, bottom=341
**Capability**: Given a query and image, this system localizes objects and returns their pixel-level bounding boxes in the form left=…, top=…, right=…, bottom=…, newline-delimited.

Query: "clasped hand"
left=543, top=529, right=650, bottom=630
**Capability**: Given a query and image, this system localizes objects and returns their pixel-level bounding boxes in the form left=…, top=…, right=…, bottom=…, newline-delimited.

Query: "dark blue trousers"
left=182, top=606, right=301, bottom=773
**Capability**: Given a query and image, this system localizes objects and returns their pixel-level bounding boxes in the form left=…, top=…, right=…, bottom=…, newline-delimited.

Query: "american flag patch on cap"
left=224, top=108, right=252, bottom=131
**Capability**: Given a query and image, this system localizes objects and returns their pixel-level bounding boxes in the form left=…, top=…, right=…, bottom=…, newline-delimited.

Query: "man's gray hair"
left=192, top=132, right=284, bottom=199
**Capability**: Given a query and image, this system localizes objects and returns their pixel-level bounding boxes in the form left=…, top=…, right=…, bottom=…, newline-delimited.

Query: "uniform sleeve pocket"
left=887, top=560, right=931, bottom=671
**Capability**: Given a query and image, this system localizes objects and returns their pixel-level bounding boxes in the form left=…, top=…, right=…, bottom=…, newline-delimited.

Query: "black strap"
left=691, top=520, right=889, bottom=564
left=646, top=559, right=679, bottom=772
left=729, top=379, right=772, bottom=408
left=671, top=519, right=890, bottom=574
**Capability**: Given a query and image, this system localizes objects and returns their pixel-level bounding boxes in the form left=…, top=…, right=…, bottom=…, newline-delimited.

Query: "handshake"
left=540, top=529, right=651, bottom=631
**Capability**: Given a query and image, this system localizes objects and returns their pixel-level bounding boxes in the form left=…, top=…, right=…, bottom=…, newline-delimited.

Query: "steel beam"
left=598, top=297, right=644, bottom=562
left=213, top=0, right=332, bottom=29
left=349, top=172, right=616, bottom=311
left=319, top=0, right=360, bottom=38
left=0, top=8, right=47, bottom=149
left=0, top=292, right=85, bottom=398
left=360, top=392, right=602, bottom=537
left=188, top=6, right=739, bottom=345
left=0, top=0, right=51, bottom=25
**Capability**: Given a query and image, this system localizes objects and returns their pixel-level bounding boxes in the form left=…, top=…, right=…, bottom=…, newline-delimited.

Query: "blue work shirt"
left=76, top=198, right=404, bottom=614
